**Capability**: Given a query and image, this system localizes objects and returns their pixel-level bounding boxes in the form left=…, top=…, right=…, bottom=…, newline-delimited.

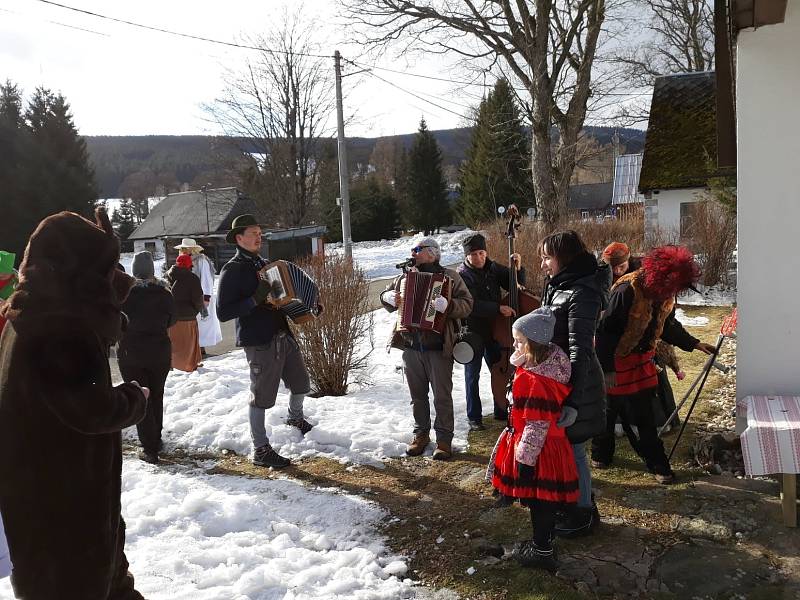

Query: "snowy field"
left=327, top=230, right=478, bottom=280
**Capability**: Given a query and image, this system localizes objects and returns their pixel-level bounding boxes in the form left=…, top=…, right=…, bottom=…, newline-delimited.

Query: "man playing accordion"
left=217, top=214, right=318, bottom=469
left=381, top=237, right=473, bottom=460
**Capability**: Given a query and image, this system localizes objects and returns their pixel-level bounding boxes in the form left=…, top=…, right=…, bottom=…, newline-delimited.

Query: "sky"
left=0, top=0, right=491, bottom=138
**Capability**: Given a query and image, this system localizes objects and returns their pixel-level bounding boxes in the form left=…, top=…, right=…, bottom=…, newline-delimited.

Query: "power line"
left=33, top=0, right=332, bottom=58
left=361, top=69, right=470, bottom=120
left=1, top=5, right=109, bottom=36
left=345, top=58, right=652, bottom=97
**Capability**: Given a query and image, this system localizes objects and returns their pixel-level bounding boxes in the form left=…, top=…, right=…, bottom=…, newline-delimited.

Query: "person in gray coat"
left=380, top=237, right=473, bottom=460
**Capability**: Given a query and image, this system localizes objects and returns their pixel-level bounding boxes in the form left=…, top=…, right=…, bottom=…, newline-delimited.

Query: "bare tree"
left=617, top=0, right=714, bottom=88
left=342, top=0, right=607, bottom=224
left=205, top=10, right=336, bottom=227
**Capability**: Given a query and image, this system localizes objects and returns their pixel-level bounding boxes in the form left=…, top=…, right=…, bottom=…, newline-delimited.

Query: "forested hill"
left=85, top=126, right=645, bottom=198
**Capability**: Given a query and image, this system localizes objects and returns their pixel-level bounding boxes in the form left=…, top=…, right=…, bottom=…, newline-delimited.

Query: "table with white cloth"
left=739, top=395, right=800, bottom=527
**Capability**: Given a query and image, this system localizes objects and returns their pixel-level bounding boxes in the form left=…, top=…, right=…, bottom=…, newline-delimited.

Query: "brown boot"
left=432, top=441, right=452, bottom=460
left=406, top=433, right=430, bottom=456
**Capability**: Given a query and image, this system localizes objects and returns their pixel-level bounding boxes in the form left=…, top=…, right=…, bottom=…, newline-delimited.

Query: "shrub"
left=481, top=213, right=645, bottom=294
left=683, top=200, right=737, bottom=287
left=291, top=255, right=374, bottom=396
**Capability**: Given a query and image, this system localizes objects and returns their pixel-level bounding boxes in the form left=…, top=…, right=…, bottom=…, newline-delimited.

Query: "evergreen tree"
left=406, top=118, right=449, bottom=234
left=0, top=81, right=31, bottom=262
left=316, top=140, right=343, bottom=242
left=111, top=199, right=137, bottom=241
left=25, top=88, right=98, bottom=220
left=349, top=177, right=399, bottom=242
left=458, top=79, right=533, bottom=227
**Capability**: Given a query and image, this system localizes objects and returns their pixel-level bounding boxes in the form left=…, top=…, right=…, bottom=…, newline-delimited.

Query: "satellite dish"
left=497, top=206, right=506, bottom=215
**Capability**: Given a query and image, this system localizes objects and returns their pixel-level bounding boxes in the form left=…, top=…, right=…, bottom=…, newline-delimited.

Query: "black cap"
left=226, top=214, right=263, bottom=243
left=462, top=233, right=487, bottom=255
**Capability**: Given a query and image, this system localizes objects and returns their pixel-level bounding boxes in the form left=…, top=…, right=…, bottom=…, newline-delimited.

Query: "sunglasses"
left=411, top=245, right=431, bottom=253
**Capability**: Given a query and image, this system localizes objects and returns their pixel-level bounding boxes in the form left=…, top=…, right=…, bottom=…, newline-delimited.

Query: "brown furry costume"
left=0, top=209, right=147, bottom=599
left=611, top=272, right=676, bottom=358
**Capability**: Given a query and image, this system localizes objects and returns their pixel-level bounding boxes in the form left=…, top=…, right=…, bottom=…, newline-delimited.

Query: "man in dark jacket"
left=0, top=209, right=148, bottom=600
left=457, top=233, right=523, bottom=429
left=119, top=251, right=176, bottom=464
left=593, top=245, right=715, bottom=484
left=217, top=214, right=314, bottom=469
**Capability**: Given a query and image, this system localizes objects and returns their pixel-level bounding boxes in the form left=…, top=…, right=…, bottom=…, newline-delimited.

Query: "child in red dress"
left=490, top=307, right=579, bottom=572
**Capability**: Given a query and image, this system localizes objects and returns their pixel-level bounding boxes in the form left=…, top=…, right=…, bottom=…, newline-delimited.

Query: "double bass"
left=489, top=205, right=540, bottom=412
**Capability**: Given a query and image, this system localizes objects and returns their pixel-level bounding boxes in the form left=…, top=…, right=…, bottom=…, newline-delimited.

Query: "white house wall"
left=132, top=239, right=166, bottom=257
left=644, top=188, right=703, bottom=241
left=737, top=2, right=800, bottom=407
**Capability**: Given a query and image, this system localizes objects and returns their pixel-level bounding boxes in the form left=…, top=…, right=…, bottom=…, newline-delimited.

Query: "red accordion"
left=396, top=270, right=452, bottom=335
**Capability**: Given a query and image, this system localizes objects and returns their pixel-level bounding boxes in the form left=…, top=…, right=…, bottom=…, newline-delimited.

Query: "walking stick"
left=666, top=309, right=737, bottom=460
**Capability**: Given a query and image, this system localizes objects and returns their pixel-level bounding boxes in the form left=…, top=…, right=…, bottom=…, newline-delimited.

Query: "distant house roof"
left=639, top=72, right=722, bottom=192
left=569, top=182, right=613, bottom=211
left=129, top=187, right=254, bottom=240
left=612, top=153, right=644, bottom=204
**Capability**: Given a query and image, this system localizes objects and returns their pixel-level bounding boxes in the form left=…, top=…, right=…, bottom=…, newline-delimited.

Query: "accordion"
left=397, top=270, right=452, bottom=335
left=259, top=260, right=320, bottom=325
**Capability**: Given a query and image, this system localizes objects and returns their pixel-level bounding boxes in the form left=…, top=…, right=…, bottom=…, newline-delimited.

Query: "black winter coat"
left=541, top=251, right=611, bottom=443
left=165, top=266, right=203, bottom=321
left=119, top=279, right=176, bottom=369
left=457, top=259, right=525, bottom=342
left=217, top=247, right=290, bottom=347
left=595, top=281, right=699, bottom=372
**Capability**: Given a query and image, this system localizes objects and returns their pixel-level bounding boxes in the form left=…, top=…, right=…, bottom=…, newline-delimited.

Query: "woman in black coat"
left=119, top=251, right=176, bottom=464
left=538, top=230, right=611, bottom=538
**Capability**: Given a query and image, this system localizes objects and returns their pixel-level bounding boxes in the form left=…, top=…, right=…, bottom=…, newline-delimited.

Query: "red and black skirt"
left=608, top=350, right=658, bottom=396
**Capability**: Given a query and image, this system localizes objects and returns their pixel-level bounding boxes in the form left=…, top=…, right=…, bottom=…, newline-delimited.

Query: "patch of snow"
left=674, top=308, right=710, bottom=328
left=328, top=231, right=478, bottom=280
left=677, top=285, right=736, bottom=307
left=0, top=459, right=415, bottom=599
left=125, top=308, right=491, bottom=466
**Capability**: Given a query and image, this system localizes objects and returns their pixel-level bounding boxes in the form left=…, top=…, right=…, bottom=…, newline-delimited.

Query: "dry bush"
left=683, top=201, right=737, bottom=287
left=291, top=255, right=373, bottom=396
left=481, top=213, right=645, bottom=294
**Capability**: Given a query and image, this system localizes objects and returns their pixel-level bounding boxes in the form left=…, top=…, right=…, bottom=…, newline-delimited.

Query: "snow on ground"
left=0, top=459, right=414, bottom=600
left=674, top=308, right=710, bottom=328
left=119, top=252, right=166, bottom=278
left=677, top=285, right=736, bottom=307
left=126, top=307, right=490, bottom=465
left=328, top=230, right=478, bottom=280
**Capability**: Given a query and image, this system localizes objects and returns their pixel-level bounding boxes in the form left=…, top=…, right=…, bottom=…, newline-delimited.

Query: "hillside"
left=85, top=126, right=645, bottom=198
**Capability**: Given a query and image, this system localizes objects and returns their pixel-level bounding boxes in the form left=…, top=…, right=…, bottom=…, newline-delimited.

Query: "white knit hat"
left=413, top=236, right=441, bottom=261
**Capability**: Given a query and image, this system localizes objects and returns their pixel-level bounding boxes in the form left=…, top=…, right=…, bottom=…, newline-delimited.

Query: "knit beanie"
left=132, top=251, right=155, bottom=280
left=176, top=254, right=193, bottom=269
left=512, top=306, right=556, bottom=345
left=414, top=236, right=441, bottom=261
left=462, top=233, right=486, bottom=255
left=601, top=242, right=631, bottom=267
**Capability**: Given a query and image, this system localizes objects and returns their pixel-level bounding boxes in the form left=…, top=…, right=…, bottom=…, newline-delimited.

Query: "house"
left=638, top=72, right=726, bottom=241
left=128, top=187, right=326, bottom=270
left=568, top=182, right=613, bottom=220
left=714, top=0, right=795, bottom=409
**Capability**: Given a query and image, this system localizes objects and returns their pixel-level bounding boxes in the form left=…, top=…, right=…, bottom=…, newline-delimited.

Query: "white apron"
left=193, top=254, right=223, bottom=348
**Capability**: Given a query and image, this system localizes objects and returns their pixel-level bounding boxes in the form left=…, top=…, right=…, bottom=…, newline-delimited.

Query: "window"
left=145, top=241, right=156, bottom=253
left=680, top=201, right=702, bottom=239
left=581, top=210, right=590, bottom=220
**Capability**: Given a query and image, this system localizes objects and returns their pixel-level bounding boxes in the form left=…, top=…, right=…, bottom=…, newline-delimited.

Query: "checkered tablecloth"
left=740, top=396, right=800, bottom=476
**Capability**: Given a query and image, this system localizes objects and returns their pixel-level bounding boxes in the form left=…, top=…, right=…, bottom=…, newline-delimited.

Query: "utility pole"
left=201, top=184, right=211, bottom=234
left=334, top=50, right=353, bottom=260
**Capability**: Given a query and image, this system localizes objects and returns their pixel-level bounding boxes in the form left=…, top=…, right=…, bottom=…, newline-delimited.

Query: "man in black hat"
left=456, top=233, right=524, bottom=429
left=217, top=214, right=314, bottom=469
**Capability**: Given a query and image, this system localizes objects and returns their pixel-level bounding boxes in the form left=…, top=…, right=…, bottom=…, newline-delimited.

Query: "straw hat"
left=174, top=238, right=203, bottom=253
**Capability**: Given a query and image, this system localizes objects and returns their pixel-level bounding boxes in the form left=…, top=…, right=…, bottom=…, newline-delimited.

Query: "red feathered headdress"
left=641, top=245, right=700, bottom=300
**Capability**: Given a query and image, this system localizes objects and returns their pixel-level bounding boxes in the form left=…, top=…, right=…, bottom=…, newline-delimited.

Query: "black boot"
left=553, top=504, right=599, bottom=538
left=253, top=443, right=291, bottom=468
left=514, top=540, right=558, bottom=572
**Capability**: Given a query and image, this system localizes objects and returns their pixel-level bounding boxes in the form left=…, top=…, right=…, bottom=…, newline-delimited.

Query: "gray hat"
left=413, top=236, right=441, bottom=260
left=513, top=306, right=556, bottom=345
left=131, top=251, right=155, bottom=280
